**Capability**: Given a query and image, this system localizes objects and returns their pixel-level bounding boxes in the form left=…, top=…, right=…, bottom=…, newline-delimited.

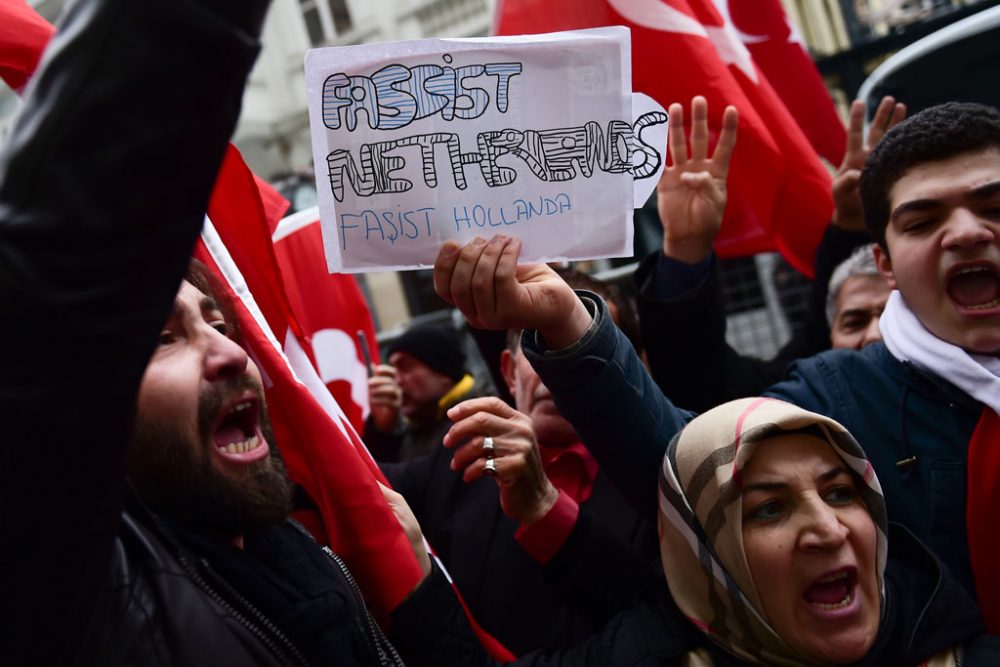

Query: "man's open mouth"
left=947, top=264, right=1000, bottom=310
left=212, top=397, right=268, bottom=461
left=803, top=567, right=857, bottom=611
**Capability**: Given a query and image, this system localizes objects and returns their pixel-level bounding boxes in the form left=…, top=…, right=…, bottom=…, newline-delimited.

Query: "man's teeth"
left=816, top=571, right=848, bottom=584
left=968, top=298, right=1000, bottom=310
left=221, top=435, right=259, bottom=454
left=953, top=267, right=991, bottom=276
left=233, top=401, right=252, bottom=413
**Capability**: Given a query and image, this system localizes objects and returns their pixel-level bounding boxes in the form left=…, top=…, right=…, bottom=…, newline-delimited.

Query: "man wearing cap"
left=365, top=323, right=487, bottom=462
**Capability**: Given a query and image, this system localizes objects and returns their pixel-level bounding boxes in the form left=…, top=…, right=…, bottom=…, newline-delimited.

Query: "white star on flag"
left=607, top=0, right=759, bottom=82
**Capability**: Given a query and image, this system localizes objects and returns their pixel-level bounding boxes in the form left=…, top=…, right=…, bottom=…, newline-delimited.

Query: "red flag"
left=203, top=157, right=515, bottom=660
left=723, top=0, right=846, bottom=165
left=207, top=153, right=377, bottom=437
left=200, top=243, right=429, bottom=619
left=496, top=0, right=833, bottom=277
left=0, top=0, right=53, bottom=92
left=206, top=146, right=303, bottom=343
left=273, top=210, right=379, bottom=436
left=202, top=150, right=424, bottom=619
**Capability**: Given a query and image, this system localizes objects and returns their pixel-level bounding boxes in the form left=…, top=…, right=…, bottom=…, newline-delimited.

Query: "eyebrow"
left=167, top=296, right=221, bottom=321
left=200, top=296, right=220, bottom=314
left=890, top=198, right=941, bottom=224
left=891, top=180, right=1000, bottom=223
left=970, top=181, right=1000, bottom=200
left=838, top=308, right=874, bottom=321
left=742, top=466, right=847, bottom=494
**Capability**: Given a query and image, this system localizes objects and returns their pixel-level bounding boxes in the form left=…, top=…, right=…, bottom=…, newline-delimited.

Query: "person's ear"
left=872, top=243, right=897, bottom=290
left=500, top=349, right=517, bottom=396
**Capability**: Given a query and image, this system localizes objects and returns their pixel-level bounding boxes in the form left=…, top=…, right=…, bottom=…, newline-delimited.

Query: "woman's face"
left=740, top=434, right=879, bottom=665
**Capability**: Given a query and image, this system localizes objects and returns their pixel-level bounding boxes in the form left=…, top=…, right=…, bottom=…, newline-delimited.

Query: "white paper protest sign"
left=304, top=27, right=667, bottom=273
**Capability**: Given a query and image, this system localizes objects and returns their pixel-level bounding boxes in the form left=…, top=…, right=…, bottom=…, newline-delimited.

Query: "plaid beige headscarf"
left=657, top=397, right=889, bottom=666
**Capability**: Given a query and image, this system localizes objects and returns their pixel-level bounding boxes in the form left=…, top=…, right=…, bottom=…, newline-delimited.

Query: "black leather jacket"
left=99, top=498, right=301, bottom=665
left=91, top=490, right=401, bottom=666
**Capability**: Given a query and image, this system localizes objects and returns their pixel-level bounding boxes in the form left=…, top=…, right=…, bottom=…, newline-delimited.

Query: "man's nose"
left=203, top=327, right=249, bottom=380
left=942, top=209, right=994, bottom=251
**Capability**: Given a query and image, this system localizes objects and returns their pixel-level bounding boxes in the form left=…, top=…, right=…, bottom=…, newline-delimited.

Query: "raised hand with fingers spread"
left=832, top=96, right=906, bottom=231
left=657, top=96, right=739, bottom=265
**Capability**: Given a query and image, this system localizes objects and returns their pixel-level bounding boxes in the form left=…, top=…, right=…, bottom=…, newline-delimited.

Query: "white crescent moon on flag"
left=711, top=0, right=767, bottom=44
left=607, top=0, right=758, bottom=82
left=712, top=0, right=806, bottom=48
left=311, top=328, right=371, bottom=415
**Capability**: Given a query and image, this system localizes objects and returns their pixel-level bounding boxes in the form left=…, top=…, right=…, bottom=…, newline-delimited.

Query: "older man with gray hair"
left=826, top=245, right=892, bottom=350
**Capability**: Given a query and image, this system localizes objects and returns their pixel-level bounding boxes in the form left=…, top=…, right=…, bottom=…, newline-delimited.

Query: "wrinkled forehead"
left=738, top=431, right=844, bottom=483
left=178, top=279, right=207, bottom=300
left=834, top=275, right=890, bottom=323
left=175, top=280, right=218, bottom=315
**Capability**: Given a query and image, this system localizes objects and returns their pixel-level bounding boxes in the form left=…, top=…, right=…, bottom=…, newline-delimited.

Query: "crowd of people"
left=2, top=0, right=998, bottom=665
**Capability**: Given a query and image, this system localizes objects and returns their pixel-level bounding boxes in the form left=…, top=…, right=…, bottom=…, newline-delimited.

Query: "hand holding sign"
left=433, top=235, right=592, bottom=350
left=305, top=28, right=668, bottom=273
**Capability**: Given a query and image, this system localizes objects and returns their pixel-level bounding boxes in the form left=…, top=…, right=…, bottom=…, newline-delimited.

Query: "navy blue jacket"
left=523, top=293, right=982, bottom=598
left=635, top=226, right=871, bottom=413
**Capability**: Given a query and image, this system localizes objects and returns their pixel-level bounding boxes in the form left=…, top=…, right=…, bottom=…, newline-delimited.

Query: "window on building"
left=300, top=0, right=325, bottom=45
left=330, top=0, right=352, bottom=34
left=299, top=0, right=353, bottom=46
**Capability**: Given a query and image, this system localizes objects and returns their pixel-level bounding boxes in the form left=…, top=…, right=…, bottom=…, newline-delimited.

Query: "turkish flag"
left=199, top=148, right=428, bottom=626
left=0, top=0, right=53, bottom=92
left=724, top=0, right=846, bottom=165
left=202, top=159, right=514, bottom=659
left=198, top=233, right=425, bottom=620
left=206, top=155, right=377, bottom=436
left=202, top=151, right=422, bottom=618
left=496, top=0, right=833, bottom=277
left=273, top=212, right=380, bottom=436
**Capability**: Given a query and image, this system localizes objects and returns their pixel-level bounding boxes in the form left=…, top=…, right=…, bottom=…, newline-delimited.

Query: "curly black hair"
left=860, top=102, right=1000, bottom=251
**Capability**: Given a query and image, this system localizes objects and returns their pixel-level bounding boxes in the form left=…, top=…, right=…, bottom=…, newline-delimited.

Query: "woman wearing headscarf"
left=389, top=397, right=999, bottom=666
left=655, top=396, right=988, bottom=666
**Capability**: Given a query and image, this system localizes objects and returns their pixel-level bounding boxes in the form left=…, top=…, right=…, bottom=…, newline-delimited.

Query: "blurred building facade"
left=237, top=0, right=495, bottom=181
